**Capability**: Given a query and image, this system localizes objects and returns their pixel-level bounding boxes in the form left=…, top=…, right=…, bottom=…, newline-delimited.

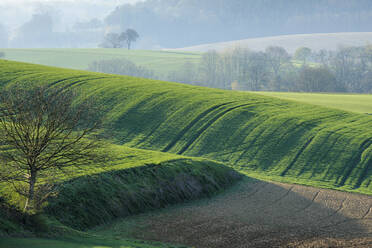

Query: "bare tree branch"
left=0, top=84, right=107, bottom=212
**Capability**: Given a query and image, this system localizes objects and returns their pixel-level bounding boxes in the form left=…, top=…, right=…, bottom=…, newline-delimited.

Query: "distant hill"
left=107, top=0, right=372, bottom=48
left=170, top=32, right=372, bottom=53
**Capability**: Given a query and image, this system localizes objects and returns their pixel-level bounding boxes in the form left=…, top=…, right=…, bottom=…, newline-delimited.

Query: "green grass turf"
left=254, top=91, right=372, bottom=114
left=0, top=237, right=188, bottom=248
left=0, top=59, right=371, bottom=196
left=0, top=49, right=201, bottom=77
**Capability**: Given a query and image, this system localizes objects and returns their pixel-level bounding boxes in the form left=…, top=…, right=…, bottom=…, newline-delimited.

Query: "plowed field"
left=98, top=178, right=372, bottom=248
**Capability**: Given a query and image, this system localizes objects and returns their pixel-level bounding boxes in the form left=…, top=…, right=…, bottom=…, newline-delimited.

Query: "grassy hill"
left=170, top=32, right=372, bottom=53
left=0, top=49, right=201, bottom=77
left=0, top=59, right=371, bottom=195
left=254, top=92, right=372, bottom=114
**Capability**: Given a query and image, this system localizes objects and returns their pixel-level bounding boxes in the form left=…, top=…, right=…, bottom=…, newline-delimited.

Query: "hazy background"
left=1, top=0, right=372, bottom=49
left=0, top=0, right=142, bottom=48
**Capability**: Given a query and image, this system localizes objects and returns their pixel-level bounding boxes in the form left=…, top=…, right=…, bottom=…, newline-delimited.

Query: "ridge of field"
left=0, top=142, right=237, bottom=248
left=169, top=32, right=372, bottom=53
left=0, top=60, right=371, bottom=195
left=0, top=49, right=201, bottom=76
left=253, top=92, right=372, bottom=114
left=0, top=143, right=239, bottom=231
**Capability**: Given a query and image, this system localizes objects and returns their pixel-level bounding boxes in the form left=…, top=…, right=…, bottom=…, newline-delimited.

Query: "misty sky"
left=0, top=0, right=142, bottom=32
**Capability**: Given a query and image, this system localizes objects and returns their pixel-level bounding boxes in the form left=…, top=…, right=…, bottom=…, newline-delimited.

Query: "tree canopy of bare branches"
left=0, top=85, right=105, bottom=212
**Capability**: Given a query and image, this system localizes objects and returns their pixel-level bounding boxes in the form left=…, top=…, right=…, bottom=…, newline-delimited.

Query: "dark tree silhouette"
left=122, top=29, right=139, bottom=50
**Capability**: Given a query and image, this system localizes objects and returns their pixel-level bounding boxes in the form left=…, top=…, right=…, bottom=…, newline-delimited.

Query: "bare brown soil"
left=103, top=179, right=372, bottom=248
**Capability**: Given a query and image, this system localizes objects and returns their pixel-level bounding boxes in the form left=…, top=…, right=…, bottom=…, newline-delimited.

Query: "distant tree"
left=296, top=66, right=343, bottom=92
left=315, top=49, right=331, bottom=66
left=101, top=32, right=123, bottom=48
left=0, top=52, right=5, bottom=58
left=245, top=52, right=269, bottom=90
left=100, top=29, right=139, bottom=49
left=294, top=47, right=312, bottom=64
left=121, top=29, right=139, bottom=50
left=199, top=50, right=221, bottom=87
left=265, top=46, right=291, bottom=90
left=0, top=85, right=105, bottom=212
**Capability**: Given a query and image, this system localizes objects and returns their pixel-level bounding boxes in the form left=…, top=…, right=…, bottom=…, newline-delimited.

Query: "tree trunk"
left=24, top=170, right=37, bottom=212
left=127, top=41, right=131, bottom=50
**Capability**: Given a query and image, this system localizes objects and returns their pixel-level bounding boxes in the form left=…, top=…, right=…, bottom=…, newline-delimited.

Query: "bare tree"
left=101, top=32, right=123, bottom=48
left=122, top=29, right=139, bottom=50
left=265, top=46, right=291, bottom=90
left=294, top=47, right=312, bottom=64
left=0, top=85, right=105, bottom=212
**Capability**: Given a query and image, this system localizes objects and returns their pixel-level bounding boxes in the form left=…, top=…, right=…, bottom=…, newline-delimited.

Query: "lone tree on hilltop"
left=121, top=28, right=139, bottom=50
left=100, top=29, right=139, bottom=49
left=0, top=85, right=106, bottom=212
left=102, top=32, right=123, bottom=48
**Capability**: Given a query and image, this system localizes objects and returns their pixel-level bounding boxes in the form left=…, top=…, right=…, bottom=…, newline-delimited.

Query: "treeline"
left=107, top=0, right=372, bottom=48
left=167, top=45, right=372, bottom=93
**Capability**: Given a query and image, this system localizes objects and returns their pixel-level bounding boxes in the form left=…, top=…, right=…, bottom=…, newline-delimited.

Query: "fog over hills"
left=0, top=0, right=142, bottom=48
left=170, top=32, right=372, bottom=53
left=0, top=0, right=372, bottom=49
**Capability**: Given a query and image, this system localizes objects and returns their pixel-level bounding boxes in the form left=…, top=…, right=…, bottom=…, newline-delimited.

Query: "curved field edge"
left=45, top=159, right=241, bottom=230
left=0, top=60, right=371, bottom=195
left=0, top=143, right=240, bottom=231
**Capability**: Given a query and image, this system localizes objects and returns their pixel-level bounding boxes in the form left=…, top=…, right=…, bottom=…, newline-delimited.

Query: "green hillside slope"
left=0, top=60, right=371, bottom=194
left=0, top=49, right=201, bottom=76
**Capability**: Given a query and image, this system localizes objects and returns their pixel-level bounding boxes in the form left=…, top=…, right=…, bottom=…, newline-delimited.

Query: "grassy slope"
left=0, top=60, right=371, bottom=196
left=0, top=49, right=201, bottom=77
left=255, top=91, right=372, bottom=114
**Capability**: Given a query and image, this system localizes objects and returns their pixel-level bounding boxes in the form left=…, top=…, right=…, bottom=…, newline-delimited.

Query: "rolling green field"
left=255, top=91, right=372, bottom=114
left=0, top=59, right=371, bottom=195
left=0, top=49, right=201, bottom=76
